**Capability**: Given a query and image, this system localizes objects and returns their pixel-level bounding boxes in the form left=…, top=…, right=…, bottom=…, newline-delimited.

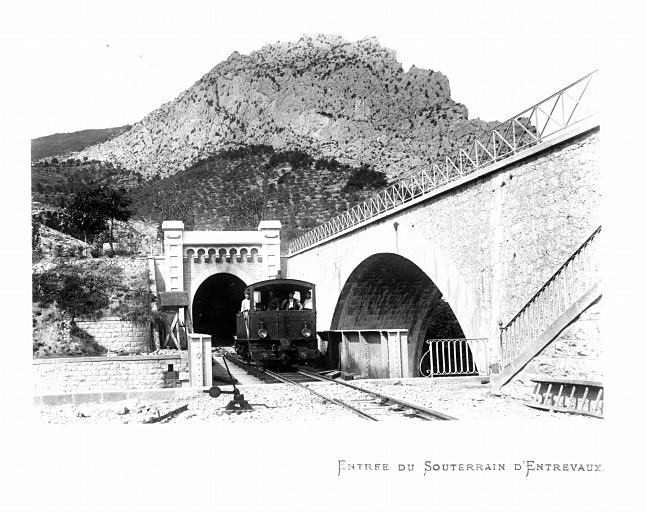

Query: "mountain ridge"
left=72, top=34, right=498, bottom=181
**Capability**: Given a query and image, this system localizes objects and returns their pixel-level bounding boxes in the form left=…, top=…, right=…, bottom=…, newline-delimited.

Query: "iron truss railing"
left=419, top=338, right=489, bottom=377
left=289, top=70, right=599, bottom=254
left=499, top=226, right=601, bottom=368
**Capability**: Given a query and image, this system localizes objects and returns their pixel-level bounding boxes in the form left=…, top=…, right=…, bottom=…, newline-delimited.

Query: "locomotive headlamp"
left=301, top=323, right=312, bottom=338
left=258, top=321, right=268, bottom=338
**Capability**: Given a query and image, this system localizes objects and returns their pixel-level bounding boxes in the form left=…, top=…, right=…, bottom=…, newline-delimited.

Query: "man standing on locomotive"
left=281, top=291, right=302, bottom=310
left=240, top=290, right=251, bottom=337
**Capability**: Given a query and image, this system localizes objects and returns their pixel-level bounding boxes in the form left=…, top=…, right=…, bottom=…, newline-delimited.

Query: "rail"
left=419, top=338, right=489, bottom=377
left=289, top=70, right=598, bottom=254
left=499, top=226, right=601, bottom=367
left=296, top=368, right=457, bottom=420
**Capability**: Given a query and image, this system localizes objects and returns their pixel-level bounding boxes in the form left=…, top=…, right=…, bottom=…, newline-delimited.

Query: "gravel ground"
left=37, top=377, right=598, bottom=424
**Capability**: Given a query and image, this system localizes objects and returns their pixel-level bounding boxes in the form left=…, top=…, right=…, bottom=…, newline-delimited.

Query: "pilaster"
left=258, top=220, right=282, bottom=280
left=162, top=221, right=185, bottom=292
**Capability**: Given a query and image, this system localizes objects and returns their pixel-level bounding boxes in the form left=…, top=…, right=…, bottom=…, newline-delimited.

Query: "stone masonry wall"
left=497, top=130, right=600, bottom=322
left=75, top=318, right=151, bottom=354
left=33, top=355, right=184, bottom=395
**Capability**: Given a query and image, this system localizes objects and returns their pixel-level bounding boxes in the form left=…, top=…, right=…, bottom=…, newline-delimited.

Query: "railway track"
left=221, top=354, right=455, bottom=420
left=264, top=368, right=456, bottom=421
left=223, top=353, right=322, bottom=384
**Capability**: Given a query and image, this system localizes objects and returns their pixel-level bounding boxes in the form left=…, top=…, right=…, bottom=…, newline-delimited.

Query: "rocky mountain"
left=75, top=35, right=498, bottom=181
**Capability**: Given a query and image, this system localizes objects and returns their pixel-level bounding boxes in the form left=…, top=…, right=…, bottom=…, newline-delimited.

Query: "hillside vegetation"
left=32, top=144, right=388, bottom=241
left=32, top=257, right=154, bottom=358
left=130, top=145, right=387, bottom=237
left=31, top=158, right=142, bottom=207
left=31, top=126, right=131, bottom=162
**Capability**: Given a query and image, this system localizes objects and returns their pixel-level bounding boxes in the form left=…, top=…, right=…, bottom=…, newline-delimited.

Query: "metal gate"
left=419, top=338, right=489, bottom=377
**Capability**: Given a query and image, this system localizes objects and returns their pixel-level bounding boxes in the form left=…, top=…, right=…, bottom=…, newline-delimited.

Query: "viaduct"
left=151, top=72, right=601, bottom=388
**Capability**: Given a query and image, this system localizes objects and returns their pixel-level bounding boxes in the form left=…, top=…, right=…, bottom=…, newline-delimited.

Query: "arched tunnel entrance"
left=331, top=253, right=472, bottom=377
left=192, top=273, right=247, bottom=347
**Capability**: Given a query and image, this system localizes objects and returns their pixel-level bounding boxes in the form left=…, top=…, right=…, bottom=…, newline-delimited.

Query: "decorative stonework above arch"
left=184, top=245, right=263, bottom=263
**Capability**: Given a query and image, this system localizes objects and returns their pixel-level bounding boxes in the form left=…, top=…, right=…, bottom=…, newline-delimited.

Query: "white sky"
left=16, top=0, right=602, bottom=139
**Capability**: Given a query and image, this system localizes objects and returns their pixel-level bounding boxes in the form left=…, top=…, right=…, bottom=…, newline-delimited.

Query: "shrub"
left=342, top=164, right=387, bottom=192
left=32, top=261, right=120, bottom=322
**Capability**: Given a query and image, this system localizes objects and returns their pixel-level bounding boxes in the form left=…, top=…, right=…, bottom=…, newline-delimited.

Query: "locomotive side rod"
left=296, top=369, right=457, bottom=421
left=263, top=369, right=378, bottom=421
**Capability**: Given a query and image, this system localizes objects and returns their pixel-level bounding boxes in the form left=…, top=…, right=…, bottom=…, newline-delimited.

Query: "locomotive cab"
left=235, top=279, right=319, bottom=367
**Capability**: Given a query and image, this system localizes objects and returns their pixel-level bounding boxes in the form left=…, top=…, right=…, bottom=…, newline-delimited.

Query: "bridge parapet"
left=289, top=71, right=599, bottom=255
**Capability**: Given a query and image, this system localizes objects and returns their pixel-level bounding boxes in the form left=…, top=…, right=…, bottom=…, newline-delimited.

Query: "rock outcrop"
left=76, top=35, right=498, bottom=180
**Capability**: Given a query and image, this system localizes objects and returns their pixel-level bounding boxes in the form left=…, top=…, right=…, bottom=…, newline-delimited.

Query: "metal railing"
left=289, top=71, right=598, bottom=254
left=419, top=338, right=489, bottom=377
left=500, top=226, right=601, bottom=367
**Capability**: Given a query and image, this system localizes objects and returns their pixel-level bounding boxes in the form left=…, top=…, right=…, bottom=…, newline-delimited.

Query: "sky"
left=16, top=0, right=602, bottom=139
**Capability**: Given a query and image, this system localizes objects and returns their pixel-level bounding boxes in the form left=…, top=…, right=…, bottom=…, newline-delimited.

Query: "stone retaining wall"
left=75, top=317, right=151, bottom=354
left=33, top=354, right=186, bottom=395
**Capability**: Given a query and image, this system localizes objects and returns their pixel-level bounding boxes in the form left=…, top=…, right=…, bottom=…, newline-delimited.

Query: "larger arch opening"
left=192, top=273, right=247, bottom=346
left=331, top=253, right=469, bottom=377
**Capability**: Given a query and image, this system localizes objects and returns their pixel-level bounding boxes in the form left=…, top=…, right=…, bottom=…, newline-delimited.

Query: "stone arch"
left=188, top=266, right=255, bottom=309
left=331, top=253, right=467, bottom=374
left=328, top=222, right=483, bottom=340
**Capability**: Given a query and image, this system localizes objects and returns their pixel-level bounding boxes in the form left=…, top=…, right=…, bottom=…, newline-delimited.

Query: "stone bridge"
left=286, top=122, right=600, bottom=376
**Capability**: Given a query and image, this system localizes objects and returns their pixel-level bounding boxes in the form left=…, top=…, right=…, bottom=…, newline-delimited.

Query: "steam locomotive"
left=234, top=278, right=320, bottom=368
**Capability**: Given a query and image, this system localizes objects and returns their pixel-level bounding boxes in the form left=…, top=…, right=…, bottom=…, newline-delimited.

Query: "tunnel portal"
left=192, top=273, right=247, bottom=346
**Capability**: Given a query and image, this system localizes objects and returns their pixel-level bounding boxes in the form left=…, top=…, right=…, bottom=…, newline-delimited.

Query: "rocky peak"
left=76, top=35, right=496, bottom=180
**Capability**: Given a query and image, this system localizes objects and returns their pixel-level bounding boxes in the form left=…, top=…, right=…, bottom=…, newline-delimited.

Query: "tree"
left=102, top=187, right=132, bottom=254
left=32, top=262, right=112, bottom=323
left=342, top=164, right=387, bottom=192
left=64, top=186, right=132, bottom=250
left=64, top=189, right=109, bottom=243
left=57, top=273, right=110, bottom=322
